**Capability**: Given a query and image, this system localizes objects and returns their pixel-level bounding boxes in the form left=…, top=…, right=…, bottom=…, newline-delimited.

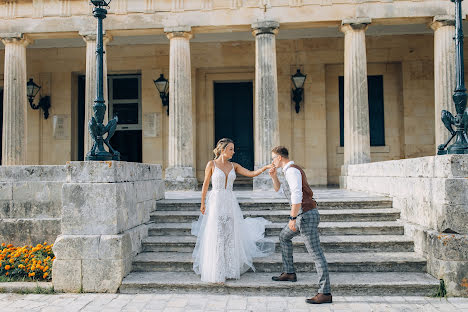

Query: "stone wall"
left=0, top=166, right=66, bottom=245
left=341, top=155, right=468, bottom=296
left=52, top=161, right=164, bottom=293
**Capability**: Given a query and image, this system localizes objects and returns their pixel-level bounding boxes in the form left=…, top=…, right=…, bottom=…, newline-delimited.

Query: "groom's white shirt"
left=282, top=161, right=303, bottom=205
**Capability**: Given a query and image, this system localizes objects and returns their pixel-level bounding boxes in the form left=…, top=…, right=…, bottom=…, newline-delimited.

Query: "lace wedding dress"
left=191, top=161, right=275, bottom=283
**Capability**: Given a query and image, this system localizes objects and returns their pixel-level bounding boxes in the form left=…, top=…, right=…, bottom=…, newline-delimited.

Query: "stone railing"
left=0, top=166, right=67, bottom=245
left=52, top=161, right=164, bottom=293
left=341, top=155, right=468, bottom=296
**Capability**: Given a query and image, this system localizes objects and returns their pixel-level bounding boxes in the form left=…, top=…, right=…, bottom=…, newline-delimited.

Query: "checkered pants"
left=279, top=209, right=331, bottom=294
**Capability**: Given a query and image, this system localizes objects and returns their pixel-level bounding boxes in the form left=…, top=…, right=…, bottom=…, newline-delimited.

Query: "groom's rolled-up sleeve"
left=286, top=168, right=303, bottom=205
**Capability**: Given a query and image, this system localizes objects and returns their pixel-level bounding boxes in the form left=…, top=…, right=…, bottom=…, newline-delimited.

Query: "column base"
left=165, top=166, right=198, bottom=191
left=339, top=165, right=349, bottom=189
left=253, top=172, right=273, bottom=191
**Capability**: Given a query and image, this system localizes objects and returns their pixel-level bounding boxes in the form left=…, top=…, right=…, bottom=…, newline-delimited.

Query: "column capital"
left=251, top=21, right=280, bottom=36
left=80, top=31, right=113, bottom=43
left=0, top=33, right=32, bottom=46
left=340, top=17, right=371, bottom=33
left=430, top=15, right=455, bottom=31
left=164, top=26, right=193, bottom=40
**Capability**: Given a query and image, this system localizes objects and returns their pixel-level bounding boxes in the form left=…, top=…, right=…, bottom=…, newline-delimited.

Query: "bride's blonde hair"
left=213, top=138, right=234, bottom=159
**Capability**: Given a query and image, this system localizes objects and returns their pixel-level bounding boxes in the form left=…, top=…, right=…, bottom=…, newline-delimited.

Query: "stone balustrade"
left=0, top=161, right=165, bottom=293
left=0, top=165, right=66, bottom=245
left=341, top=155, right=468, bottom=296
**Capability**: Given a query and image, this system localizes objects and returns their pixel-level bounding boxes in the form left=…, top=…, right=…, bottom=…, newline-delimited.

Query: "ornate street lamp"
left=154, top=74, right=169, bottom=115
left=291, top=69, right=307, bottom=113
left=438, top=0, right=468, bottom=155
left=27, top=78, right=51, bottom=119
left=86, top=0, right=120, bottom=161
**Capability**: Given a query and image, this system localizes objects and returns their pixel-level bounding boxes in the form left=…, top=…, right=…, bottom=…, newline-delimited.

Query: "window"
left=108, top=75, right=142, bottom=130
left=339, top=75, right=385, bottom=147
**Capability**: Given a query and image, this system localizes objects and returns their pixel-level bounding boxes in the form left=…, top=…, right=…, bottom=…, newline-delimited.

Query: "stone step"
left=141, top=235, right=414, bottom=253
left=131, top=252, right=427, bottom=273
left=148, top=221, right=404, bottom=237
left=120, top=271, right=439, bottom=296
left=155, top=198, right=393, bottom=211
left=150, top=208, right=400, bottom=223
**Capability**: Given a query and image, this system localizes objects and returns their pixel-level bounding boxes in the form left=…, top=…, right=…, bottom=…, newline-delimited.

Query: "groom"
left=269, top=146, right=332, bottom=304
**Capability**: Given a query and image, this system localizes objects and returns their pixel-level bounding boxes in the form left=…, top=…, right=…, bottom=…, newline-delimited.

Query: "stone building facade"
left=0, top=0, right=461, bottom=188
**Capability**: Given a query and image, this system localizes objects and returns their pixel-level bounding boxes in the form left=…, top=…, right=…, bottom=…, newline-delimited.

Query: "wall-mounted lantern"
left=154, top=74, right=169, bottom=115
left=27, top=78, right=51, bottom=119
left=291, top=69, right=307, bottom=114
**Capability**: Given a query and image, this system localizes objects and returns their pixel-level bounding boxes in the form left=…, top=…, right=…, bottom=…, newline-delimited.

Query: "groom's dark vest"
left=290, top=164, right=317, bottom=212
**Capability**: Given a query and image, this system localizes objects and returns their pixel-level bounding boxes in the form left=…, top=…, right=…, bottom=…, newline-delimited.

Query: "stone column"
left=431, top=16, right=456, bottom=151
left=340, top=18, right=371, bottom=167
left=1, top=34, right=30, bottom=165
left=164, top=26, right=197, bottom=190
left=252, top=21, right=280, bottom=191
left=81, top=33, right=112, bottom=155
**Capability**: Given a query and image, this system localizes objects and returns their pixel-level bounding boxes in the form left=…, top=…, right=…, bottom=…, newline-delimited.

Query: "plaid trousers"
left=279, top=209, right=331, bottom=294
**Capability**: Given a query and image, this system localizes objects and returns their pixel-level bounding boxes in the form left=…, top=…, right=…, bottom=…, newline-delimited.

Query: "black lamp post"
left=27, top=78, right=51, bottom=119
left=86, top=0, right=120, bottom=161
left=291, top=69, right=307, bottom=113
left=154, top=74, right=169, bottom=115
left=438, top=0, right=468, bottom=155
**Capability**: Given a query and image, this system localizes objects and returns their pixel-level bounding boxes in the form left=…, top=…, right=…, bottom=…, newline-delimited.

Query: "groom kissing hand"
left=269, top=161, right=298, bottom=233
left=269, top=146, right=332, bottom=305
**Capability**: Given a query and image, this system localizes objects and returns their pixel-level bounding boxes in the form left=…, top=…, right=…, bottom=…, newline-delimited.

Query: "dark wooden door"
left=214, top=82, right=254, bottom=170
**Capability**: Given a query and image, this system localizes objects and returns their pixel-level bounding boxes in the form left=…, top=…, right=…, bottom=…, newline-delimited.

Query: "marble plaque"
left=53, top=115, right=70, bottom=140
left=143, top=112, right=161, bottom=138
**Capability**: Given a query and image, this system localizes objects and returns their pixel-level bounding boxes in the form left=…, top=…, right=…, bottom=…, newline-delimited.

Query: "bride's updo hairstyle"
left=213, top=138, right=234, bottom=159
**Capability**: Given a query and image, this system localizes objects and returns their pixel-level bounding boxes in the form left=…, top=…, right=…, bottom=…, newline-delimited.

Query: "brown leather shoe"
left=271, top=272, right=297, bottom=282
left=305, top=293, right=332, bottom=304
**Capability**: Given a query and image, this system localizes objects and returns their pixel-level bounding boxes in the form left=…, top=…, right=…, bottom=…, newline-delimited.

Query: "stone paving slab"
left=1, top=293, right=466, bottom=312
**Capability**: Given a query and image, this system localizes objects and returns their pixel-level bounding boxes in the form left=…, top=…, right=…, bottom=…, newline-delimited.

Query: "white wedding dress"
left=191, top=161, right=275, bottom=283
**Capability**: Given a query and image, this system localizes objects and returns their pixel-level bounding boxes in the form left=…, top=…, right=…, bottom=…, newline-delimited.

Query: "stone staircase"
left=120, top=191, right=439, bottom=296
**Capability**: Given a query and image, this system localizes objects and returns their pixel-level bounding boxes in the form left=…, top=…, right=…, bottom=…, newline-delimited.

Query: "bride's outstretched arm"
left=200, top=161, right=214, bottom=214
left=233, top=163, right=273, bottom=178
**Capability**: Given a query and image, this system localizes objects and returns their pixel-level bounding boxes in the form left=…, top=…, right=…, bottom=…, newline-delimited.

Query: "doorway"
left=214, top=82, right=254, bottom=171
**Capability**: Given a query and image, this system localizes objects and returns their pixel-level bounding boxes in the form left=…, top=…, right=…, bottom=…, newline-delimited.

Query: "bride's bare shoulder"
left=205, top=160, right=215, bottom=169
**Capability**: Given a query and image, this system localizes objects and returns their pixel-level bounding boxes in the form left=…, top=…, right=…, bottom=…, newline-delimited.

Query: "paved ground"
left=1, top=293, right=467, bottom=312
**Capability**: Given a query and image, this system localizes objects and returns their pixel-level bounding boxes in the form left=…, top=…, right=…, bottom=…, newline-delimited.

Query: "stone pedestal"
left=431, top=16, right=456, bottom=151
left=252, top=21, right=280, bottom=191
left=340, top=18, right=371, bottom=168
left=52, top=161, right=164, bottom=293
left=164, top=26, right=197, bottom=190
left=1, top=34, right=30, bottom=166
left=81, top=33, right=112, bottom=156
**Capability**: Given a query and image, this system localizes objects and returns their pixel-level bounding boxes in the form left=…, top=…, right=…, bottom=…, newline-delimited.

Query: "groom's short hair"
left=271, top=146, right=289, bottom=158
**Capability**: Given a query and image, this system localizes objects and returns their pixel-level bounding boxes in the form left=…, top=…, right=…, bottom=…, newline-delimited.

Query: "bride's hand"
left=269, top=166, right=277, bottom=177
left=200, top=203, right=206, bottom=215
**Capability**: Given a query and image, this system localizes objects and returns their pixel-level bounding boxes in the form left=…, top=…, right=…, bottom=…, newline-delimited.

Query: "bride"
left=191, top=138, right=275, bottom=283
